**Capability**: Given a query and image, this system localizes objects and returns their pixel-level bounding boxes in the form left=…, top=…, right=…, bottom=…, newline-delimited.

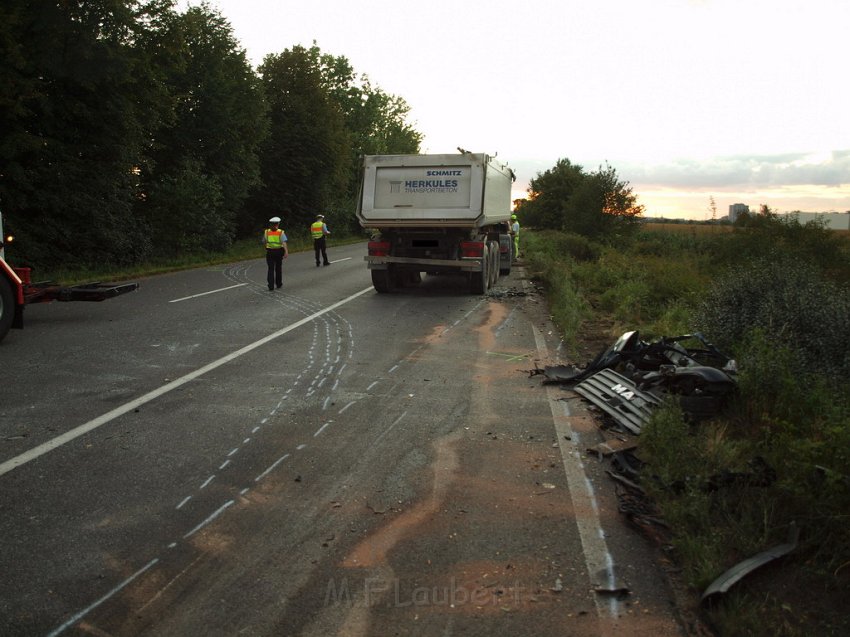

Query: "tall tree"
left=519, top=159, right=643, bottom=239
left=140, top=3, right=268, bottom=254
left=305, top=44, right=422, bottom=225
left=253, top=45, right=350, bottom=235
left=518, top=158, right=586, bottom=230
left=0, top=0, right=171, bottom=269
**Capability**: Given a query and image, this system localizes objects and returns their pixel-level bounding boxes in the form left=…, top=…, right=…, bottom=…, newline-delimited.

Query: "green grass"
left=523, top=224, right=850, bottom=637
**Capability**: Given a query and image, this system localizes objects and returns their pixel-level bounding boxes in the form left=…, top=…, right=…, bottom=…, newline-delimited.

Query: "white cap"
left=269, top=216, right=281, bottom=223
left=317, top=214, right=324, bottom=219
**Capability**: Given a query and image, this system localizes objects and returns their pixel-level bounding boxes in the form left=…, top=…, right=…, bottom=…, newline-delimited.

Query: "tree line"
left=0, top=0, right=421, bottom=272
left=515, top=158, right=644, bottom=241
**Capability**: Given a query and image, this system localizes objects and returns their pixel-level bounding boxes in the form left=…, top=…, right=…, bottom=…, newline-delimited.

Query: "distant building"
left=728, top=203, right=749, bottom=223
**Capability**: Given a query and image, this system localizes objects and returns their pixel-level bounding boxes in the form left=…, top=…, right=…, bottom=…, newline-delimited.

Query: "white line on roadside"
left=0, top=286, right=375, bottom=478
left=182, top=500, right=234, bottom=538
left=46, top=559, right=160, bottom=637
left=254, top=454, right=290, bottom=482
left=532, top=323, right=620, bottom=620
left=329, top=257, right=352, bottom=264
left=169, top=282, right=247, bottom=303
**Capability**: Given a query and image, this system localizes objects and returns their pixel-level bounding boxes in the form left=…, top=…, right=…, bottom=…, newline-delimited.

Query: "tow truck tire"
left=371, top=269, right=394, bottom=293
left=0, top=275, right=15, bottom=343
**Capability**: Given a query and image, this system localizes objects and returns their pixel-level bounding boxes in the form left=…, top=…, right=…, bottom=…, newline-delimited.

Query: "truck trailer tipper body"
left=356, top=152, right=515, bottom=294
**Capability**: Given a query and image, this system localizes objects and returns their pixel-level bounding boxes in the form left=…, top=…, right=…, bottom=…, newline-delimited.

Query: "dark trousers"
left=266, top=249, right=284, bottom=288
left=313, top=237, right=329, bottom=265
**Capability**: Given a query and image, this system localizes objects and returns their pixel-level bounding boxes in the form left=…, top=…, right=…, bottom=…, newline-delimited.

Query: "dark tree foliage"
left=0, top=0, right=169, bottom=270
left=252, top=46, right=351, bottom=236
left=310, top=46, right=421, bottom=217
left=517, top=159, right=643, bottom=241
left=252, top=44, right=421, bottom=238
left=1, top=6, right=423, bottom=270
left=139, top=4, right=268, bottom=254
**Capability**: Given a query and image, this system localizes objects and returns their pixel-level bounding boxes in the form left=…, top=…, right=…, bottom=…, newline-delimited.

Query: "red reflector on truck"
left=460, top=241, right=484, bottom=258
left=368, top=241, right=391, bottom=257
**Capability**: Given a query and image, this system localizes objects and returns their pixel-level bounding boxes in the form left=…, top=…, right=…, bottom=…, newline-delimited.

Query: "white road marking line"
left=199, top=475, right=215, bottom=489
left=532, top=323, right=619, bottom=620
left=338, top=401, right=355, bottom=414
left=329, top=257, right=352, bottom=264
left=374, top=411, right=407, bottom=446
left=314, top=422, right=331, bottom=437
left=255, top=453, right=290, bottom=482
left=46, top=558, right=160, bottom=637
left=219, top=460, right=231, bottom=470
left=0, top=286, right=374, bottom=477
left=367, top=381, right=379, bottom=391
left=169, top=283, right=247, bottom=303
left=182, top=500, right=235, bottom=538
left=176, top=496, right=192, bottom=510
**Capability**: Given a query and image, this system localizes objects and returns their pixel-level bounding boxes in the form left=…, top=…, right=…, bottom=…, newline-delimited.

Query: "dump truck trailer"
left=356, top=152, right=515, bottom=294
left=0, top=212, right=139, bottom=343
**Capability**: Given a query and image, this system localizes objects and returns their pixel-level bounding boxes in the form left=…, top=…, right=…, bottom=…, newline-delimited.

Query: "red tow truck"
left=0, top=211, right=139, bottom=343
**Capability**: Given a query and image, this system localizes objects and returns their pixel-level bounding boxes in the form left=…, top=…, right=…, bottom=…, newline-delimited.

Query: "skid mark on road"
left=331, top=432, right=462, bottom=637
left=45, top=272, right=495, bottom=636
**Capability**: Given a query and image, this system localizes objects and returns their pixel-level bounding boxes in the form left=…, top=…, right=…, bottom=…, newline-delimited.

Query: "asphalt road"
left=0, top=242, right=688, bottom=636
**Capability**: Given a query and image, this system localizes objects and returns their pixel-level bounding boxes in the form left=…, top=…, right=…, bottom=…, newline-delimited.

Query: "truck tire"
left=0, top=274, right=15, bottom=343
left=407, top=271, right=422, bottom=286
left=371, top=269, right=394, bottom=293
left=488, top=241, right=499, bottom=287
left=499, top=239, right=512, bottom=276
left=469, top=245, right=490, bottom=295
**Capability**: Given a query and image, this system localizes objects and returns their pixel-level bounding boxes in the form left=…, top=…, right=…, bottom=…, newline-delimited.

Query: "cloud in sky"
left=192, top=0, right=850, bottom=218
left=623, top=150, right=850, bottom=189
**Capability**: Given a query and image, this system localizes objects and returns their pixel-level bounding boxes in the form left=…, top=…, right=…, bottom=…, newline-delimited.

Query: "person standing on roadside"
left=510, top=213, right=520, bottom=260
left=310, top=214, right=331, bottom=267
left=263, top=216, right=288, bottom=290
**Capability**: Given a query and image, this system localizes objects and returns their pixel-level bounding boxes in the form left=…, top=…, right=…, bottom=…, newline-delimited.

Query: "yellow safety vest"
left=265, top=228, right=284, bottom=249
left=310, top=221, right=325, bottom=239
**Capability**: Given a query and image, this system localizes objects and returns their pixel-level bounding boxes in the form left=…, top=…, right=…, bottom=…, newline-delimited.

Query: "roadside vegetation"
left=523, top=201, right=850, bottom=636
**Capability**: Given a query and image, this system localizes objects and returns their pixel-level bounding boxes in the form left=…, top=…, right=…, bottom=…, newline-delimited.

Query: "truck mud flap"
left=573, top=369, right=661, bottom=435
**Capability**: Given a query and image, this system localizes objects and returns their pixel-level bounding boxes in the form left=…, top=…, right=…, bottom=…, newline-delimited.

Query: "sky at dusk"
left=182, top=0, right=849, bottom=220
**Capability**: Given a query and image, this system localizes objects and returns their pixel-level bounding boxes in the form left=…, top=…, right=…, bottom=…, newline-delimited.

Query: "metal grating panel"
left=573, top=369, right=661, bottom=434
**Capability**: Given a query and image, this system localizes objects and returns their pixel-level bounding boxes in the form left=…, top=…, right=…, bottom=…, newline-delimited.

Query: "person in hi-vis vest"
left=311, top=214, right=331, bottom=267
left=510, top=214, right=520, bottom=260
left=263, top=216, right=288, bottom=290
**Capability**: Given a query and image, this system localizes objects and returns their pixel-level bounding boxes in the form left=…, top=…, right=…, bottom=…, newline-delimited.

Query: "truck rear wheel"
left=469, top=245, right=490, bottom=294
left=371, top=269, right=394, bottom=293
left=499, top=236, right=512, bottom=276
left=488, top=241, right=499, bottom=287
left=0, top=275, right=15, bottom=343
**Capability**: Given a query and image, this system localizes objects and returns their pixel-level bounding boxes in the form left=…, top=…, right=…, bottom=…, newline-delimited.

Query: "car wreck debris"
left=701, top=522, right=799, bottom=603
left=573, top=369, right=661, bottom=435
left=546, top=331, right=737, bottom=425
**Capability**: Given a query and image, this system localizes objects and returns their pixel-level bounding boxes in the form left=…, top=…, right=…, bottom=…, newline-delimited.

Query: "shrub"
left=693, top=255, right=850, bottom=379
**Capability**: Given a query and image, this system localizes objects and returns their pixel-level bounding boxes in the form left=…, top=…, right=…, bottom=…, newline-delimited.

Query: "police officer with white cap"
left=263, top=216, right=288, bottom=290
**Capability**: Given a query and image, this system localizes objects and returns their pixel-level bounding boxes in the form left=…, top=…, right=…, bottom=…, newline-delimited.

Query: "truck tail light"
left=368, top=241, right=391, bottom=257
left=460, top=241, right=484, bottom=258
